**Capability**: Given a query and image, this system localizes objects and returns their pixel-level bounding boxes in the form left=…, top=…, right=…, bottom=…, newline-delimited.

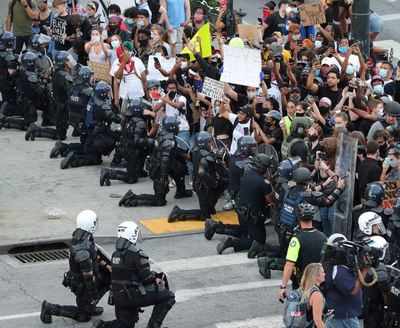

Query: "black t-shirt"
left=317, top=86, right=342, bottom=108
left=238, top=168, right=272, bottom=210
left=358, top=158, right=382, bottom=195
left=263, top=12, right=287, bottom=39
left=212, top=114, right=233, bottom=139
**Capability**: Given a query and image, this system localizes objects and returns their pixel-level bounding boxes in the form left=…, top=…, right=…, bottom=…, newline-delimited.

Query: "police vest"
left=295, top=228, right=327, bottom=274
left=68, top=86, right=91, bottom=124
left=69, top=228, right=96, bottom=277
left=280, top=187, right=304, bottom=227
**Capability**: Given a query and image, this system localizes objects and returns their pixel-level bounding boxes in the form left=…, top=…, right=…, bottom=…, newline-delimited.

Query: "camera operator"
left=322, top=234, right=370, bottom=328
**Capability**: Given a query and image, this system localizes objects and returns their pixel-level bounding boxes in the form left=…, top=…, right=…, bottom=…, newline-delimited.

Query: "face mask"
left=125, top=18, right=134, bottom=25
left=379, top=144, right=387, bottom=155
left=308, top=134, right=318, bottom=141
left=346, top=65, right=354, bottom=76
left=376, top=106, right=384, bottom=118
left=379, top=68, right=388, bottom=79
left=139, top=39, right=148, bottom=47
left=180, top=61, right=188, bottom=70
left=247, top=91, right=257, bottom=100
left=335, top=122, right=345, bottom=129
left=338, top=46, right=348, bottom=54
left=111, top=40, right=120, bottom=49
left=137, top=19, right=145, bottom=28
left=315, top=40, right=322, bottom=49
left=319, top=106, right=330, bottom=115
left=373, top=84, right=384, bottom=95
left=92, top=35, right=100, bottom=42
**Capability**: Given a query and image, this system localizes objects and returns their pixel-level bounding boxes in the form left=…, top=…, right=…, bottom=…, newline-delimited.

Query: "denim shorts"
left=326, top=317, right=360, bottom=328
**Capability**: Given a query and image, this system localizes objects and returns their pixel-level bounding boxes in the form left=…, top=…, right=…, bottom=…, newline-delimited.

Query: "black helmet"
left=21, top=51, right=38, bottom=72
left=292, top=167, right=311, bottom=184
left=76, top=66, right=93, bottom=85
left=385, top=101, right=400, bottom=119
left=296, top=202, right=316, bottom=220
left=239, top=105, right=252, bottom=117
left=278, top=159, right=296, bottom=182
left=0, top=32, right=16, bottom=50
left=162, top=115, right=179, bottom=134
left=237, top=136, right=257, bottom=157
left=94, top=81, right=111, bottom=101
left=196, top=131, right=212, bottom=150
left=54, top=51, right=70, bottom=68
left=288, top=139, right=308, bottom=162
left=250, top=153, right=274, bottom=174
left=291, top=117, right=312, bottom=139
left=5, top=52, right=18, bottom=69
left=364, top=182, right=385, bottom=207
left=125, top=98, right=143, bottom=117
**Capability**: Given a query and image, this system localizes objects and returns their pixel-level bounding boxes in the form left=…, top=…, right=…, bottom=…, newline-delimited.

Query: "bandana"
left=116, top=46, right=134, bottom=73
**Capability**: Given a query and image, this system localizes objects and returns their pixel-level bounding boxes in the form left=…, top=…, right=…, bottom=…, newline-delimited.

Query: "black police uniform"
left=100, top=100, right=149, bottom=186
left=96, top=238, right=175, bottom=328
left=119, top=117, right=191, bottom=207
left=40, top=228, right=103, bottom=323
left=0, top=51, right=19, bottom=118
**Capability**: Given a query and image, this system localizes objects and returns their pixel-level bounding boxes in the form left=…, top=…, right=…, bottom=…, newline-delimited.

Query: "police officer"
left=118, top=115, right=192, bottom=207
left=40, top=210, right=106, bottom=323
left=168, top=131, right=229, bottom=222
left=60, top=81, right=119, bottom=169
left=93, top=221, right=175, bottom=328
left=278, top=202, right=327, bottom=297
left=100, top=99, right=149, bottom=186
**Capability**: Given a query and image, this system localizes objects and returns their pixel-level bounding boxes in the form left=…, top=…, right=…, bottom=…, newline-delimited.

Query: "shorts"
left=326, top=317, right=360, bottom=328
left=168, top=27, right=184, bottom=51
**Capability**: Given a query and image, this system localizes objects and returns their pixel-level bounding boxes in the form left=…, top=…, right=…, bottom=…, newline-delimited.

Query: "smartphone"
left=168, top=91, right=176, bottom=100
left=244, top=127, right=250, bottom=135
left=154, top=57, right=160, bottom=67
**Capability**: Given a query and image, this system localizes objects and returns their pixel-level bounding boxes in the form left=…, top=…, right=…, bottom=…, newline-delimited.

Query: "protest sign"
left=237, top=24, right=261, bottom=43
left=200, top=77, right=225, bottom=100
left=220, top=45, right=261, bottom=87
left=147, top=55, right=176, bottom=81
left=88, top=61, right=112, bottom=84
left=332, top=133, right=358, bottom=238
left=181, top=23, right=212, bottom=61
left=382, top=180, right=400, bottom=208
left=299, top=3, right=326, bottom=27
left=51, top=17, right=67, bottom=44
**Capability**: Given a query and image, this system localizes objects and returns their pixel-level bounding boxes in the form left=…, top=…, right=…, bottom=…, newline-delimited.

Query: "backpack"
left=283, top=287, right=317, bottom=328
left=280, top=188, right=304, bottom=227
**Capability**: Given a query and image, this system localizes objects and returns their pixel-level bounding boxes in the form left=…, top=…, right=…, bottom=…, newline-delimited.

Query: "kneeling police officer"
left=94, top=221, right=175, bottom=328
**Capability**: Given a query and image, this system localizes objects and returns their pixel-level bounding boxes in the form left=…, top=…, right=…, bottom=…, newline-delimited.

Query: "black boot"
left=217, top=237, right=239, bottom=254
left=147, top=300, right=175, bottom=328
left=36, top=127, right=58, bottom=140
left=40, top=300, right=54, bottom=324
left=257, top=256, right=272, bottom=279
left=25, top=123, right=38, bottom=141
left=248, top=240, right=266, bottom=259
left=100, top=168, right=111, bottom=186
left=50, top=141, right=68, bottom=159
left=119, top=189, right=135, bottom=206
left=60, top=152, right=75, bottom=169
left=91, top=307, right=104, bottom=316
left=174, top=177, right=192, bottom=199
left=204, top=219, right=223, bottom=240
left=168, top=205, right=182, bottom=222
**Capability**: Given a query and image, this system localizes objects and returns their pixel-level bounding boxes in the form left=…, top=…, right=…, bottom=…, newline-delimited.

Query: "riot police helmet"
left=162, top=115, right=179, bottom=134
left=237, top=135, right=257, bottom=157
left=296, top=202, right=316, bottom=221
left=117, top=221, right=140, bottom=244
left=292, top=167, right=312, bottom=184
left=364, top=182, right=385, bottom=207
left=21, top=51, right=38, bottom=72
left=76, top=65, right=93, bottom=85
left=365, top=235, right=389, bottom=261
left=249, top=153, right=274, bottom=174
left=358, top=211, right=386, bottom=236
left=385, top=100, right=400, bottom=119
left=125, top=98, right=143, bottom=117
left=0, top=32, right=16, bottom=50
left=278, top=159, right=296, bottom=182
left=196, top=131, right=212, bottom=150
left=94, top=81, right=112, bottom=101
left=322, top=233, right=348, bottom=266
left=76, top=210, right=98, bottom=234
left=147, top=79, right=160, bottom=89
left=54, top=51, right=70, bottom=68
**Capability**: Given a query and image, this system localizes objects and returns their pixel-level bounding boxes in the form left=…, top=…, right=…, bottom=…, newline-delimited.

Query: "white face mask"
left=180, top=61, right=188, bottom=70
left=137, top=19, right=145, bottom=28
left=92, top=35, right=100, bottom=43
left=247, top=91, right=257, bottom=100
left=315, top=40, right=322, bottom=49
left=111, top=40, right=120, bottom=49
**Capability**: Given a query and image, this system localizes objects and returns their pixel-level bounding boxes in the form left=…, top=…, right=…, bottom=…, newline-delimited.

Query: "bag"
left=283, top=288, right=313, bottom=328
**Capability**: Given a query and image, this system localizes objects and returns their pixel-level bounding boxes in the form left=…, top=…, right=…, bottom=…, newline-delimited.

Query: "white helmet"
left=327, top=233, right=347, bottom=246
left=365, top=235, right=389, bottom=261
left=358, top=211, right=386, bottom=236
left=117, top=221, right=140, bottom=244
left=76, top=210, right=98, bottom=234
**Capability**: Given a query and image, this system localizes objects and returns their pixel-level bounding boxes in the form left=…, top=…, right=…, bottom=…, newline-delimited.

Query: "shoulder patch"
left=289, top=239, right=297, bottom=248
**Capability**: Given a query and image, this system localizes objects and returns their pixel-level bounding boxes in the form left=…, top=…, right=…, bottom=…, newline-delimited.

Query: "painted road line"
left=157, top=252, right=256, bottom=273
left=215, top=315, right=283, bottom=328
left=176, top=280, right=281, bottom=303
left=0, top=280, right=282, bottom=321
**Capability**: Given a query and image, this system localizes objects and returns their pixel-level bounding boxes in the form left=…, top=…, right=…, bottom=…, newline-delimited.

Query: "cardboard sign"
left=200, top=77, right=225, bottom=101
left=237, top=24, right=261, bottom=43
left=382, top=180, right=400, bottom=208
left=299, top=3, right=326, bottom=27
left=88, top=61, right=112, bottom=84
left=220, top=45, right=261, bottom=87
left=147, top=55, right=176, bottom=81
left=51, top=17, right=67, bottom=44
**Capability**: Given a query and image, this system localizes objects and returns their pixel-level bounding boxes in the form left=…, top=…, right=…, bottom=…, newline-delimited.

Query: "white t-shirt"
left=110, top=57, right=146, bottom=99
left=228, top=113, right=253, bottom=154
left=165, top=94, right=189, bottom=131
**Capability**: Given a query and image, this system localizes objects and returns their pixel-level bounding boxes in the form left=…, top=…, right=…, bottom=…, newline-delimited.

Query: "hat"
left=321, top=56, right=341, bottom=72
left=319, top=97, right=332, bottom=107
left=371, top=75, right=384, bottom=84
left=302, top=39, right=313, bottom=49
left=52, top=0, right=66, bottom=6
left=87, top=2, right=97, bottom=10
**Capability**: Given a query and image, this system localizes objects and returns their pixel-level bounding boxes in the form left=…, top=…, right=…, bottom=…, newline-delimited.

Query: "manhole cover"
left=8, top=242, right=69, bottom=264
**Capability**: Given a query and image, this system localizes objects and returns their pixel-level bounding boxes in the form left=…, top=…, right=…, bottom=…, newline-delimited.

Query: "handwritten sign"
left=237, top=24, right=261, bottom=43
left=51, top=17, right=67, bottom=44
left=299, top=3, right=326, bottom=27
left=88, top=61, right=112, bottom=84
left=382, top=180, right=400, bottom=208
left=220, top=45, right=261, bottom=87
left=200, top=77, right=225, bottom=101
left=147, top=55, right=176, bottom=81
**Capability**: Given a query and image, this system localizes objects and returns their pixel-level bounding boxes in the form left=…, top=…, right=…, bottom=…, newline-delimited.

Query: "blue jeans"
left=320, top=206, right=336, bottom=237
left=326, top=317, right=360, bottom=328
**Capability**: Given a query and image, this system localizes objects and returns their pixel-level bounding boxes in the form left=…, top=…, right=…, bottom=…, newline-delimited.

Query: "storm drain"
left=8, top=242, right=70, bottom=264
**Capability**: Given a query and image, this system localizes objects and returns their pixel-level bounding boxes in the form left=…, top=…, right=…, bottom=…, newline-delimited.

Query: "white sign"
left=147, top=55, right=176, bottom=81
left=200, top=77, right=225, bottom=100
left=220, top=45, right=261, bottom=88
left=51, top=17, right=67, bottom=45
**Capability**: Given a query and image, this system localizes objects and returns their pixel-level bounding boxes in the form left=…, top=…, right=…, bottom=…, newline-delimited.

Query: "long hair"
left=300, top=263, right=323, bottom=301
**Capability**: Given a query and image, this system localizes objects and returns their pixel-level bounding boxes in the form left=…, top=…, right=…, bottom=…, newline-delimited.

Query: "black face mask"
left=139, top=39, right=148, bottom=47
left=379, top=144, right=387, bottom=156
left=319, top=106, right=330, bottom=116
left=308, top=134, right=318, bottom=142
left=296, top=112, right=305, bottom=117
